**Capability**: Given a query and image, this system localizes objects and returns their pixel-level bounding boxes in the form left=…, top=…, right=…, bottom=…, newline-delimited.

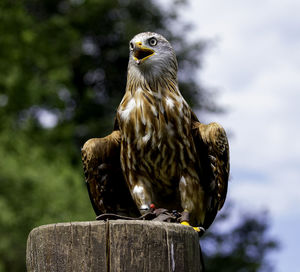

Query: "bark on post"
left=26, top=220, right=203, bottom=272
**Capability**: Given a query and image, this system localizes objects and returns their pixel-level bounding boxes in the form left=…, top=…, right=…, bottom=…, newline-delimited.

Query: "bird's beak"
left=133, top=41, right=155, bottom=65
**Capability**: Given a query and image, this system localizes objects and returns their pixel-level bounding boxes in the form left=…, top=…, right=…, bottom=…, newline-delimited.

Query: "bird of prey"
left=82, top=32, right=229, bottom=231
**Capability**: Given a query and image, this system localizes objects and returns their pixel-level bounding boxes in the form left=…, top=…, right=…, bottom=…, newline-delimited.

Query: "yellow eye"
left=148, top=37, right=157, bottom=46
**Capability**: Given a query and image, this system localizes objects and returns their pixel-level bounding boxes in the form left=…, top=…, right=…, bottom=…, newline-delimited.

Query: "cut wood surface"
left=26, top=220, right=203, bottom=272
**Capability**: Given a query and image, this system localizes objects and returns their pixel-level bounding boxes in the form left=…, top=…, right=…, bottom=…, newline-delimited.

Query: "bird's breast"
left=118, top=89, right=195, bottom=183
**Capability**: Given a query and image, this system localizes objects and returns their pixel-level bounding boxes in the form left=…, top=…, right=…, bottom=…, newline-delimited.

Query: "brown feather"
left=81, top=131, right=139, bottom=217
left=195, top=122, right=229, bottom=209
left=192, top=120, right=230, bottom=228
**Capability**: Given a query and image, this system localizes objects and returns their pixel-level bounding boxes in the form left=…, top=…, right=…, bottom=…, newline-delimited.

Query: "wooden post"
left=26, top=220, right=203, bottom=272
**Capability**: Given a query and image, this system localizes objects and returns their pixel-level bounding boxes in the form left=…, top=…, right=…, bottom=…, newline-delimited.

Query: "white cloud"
left=230, top=171, right=300, bottom=217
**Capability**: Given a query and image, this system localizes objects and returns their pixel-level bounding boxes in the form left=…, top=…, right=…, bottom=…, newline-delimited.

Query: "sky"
left=177, top=0, right=300, bottom=271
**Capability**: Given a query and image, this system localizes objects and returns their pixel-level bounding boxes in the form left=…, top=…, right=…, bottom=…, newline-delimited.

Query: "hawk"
left=82, top=32, right=229, bottom=232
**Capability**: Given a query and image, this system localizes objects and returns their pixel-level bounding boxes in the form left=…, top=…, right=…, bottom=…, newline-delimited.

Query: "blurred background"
left=2, top=0, right=298, bottom=271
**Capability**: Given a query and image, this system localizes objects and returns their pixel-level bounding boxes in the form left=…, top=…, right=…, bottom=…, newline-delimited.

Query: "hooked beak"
left=133, top=42, right=155, bottom=65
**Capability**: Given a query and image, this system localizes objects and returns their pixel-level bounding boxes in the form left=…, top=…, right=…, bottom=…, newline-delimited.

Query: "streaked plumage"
left=82, top=32, right=229, bottom=230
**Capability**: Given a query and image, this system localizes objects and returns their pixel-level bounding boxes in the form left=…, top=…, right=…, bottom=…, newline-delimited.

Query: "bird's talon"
left=181, top=221, right=205, bottom=234
left=181, top=221, right=190, bottom=226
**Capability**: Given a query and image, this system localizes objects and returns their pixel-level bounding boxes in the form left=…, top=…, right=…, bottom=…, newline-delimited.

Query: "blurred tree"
left=201, top=206, right=279, bottom=272
left=0, top=0, right=214, bottom=147
left=0, top=0, right=278, bottom=271
left=0, top=131, right=91, bottom=271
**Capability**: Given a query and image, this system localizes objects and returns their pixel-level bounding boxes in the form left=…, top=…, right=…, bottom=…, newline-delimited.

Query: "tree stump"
left=26, top=220, right=203, bottom=272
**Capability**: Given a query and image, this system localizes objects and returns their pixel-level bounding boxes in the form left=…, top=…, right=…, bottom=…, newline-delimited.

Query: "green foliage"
left=0, top=131, right=94, bottom=271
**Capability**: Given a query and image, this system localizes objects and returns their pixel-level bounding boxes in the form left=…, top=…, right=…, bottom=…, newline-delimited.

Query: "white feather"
left=142, top=131, right=151, bottom=143
left=133, top=185, right=144, bottom=194
left=120, top=98, right=136, bottom=121
left=180, top=176, right=187, bottom=186
left=165, top=96, right=174, bottom=109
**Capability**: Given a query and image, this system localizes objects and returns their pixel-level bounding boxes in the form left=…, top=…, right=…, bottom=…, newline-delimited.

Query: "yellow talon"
left=193, top=227, right=201, bottom=232
left=181, top=221, right=202, bottom=233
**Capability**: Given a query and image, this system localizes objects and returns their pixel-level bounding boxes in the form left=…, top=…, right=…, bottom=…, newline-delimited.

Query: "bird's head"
left=128, top=32, right=178, bottom=82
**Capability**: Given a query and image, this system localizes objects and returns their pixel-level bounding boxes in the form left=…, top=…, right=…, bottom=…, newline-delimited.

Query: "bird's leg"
left=179, top=175, right=206, bottom=233
left=180, top=209, right=191, bottom=226
left=180, top=210, right=205, bottom=233
left=131, top=180, right=154, bottom=214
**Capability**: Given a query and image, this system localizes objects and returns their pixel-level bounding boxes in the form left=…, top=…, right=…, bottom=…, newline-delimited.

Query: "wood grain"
left=26, top=220, right=203, bottom=272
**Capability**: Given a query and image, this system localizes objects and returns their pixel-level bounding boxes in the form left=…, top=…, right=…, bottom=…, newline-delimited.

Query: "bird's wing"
left=192, top=119, right=230, bottom=227
left=81, top=130, right=139, bottom=217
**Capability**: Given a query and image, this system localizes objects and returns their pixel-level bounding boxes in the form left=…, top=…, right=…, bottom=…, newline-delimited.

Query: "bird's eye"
left=148, top=37, right=157, bottom=46
left=129, top=42, right=134, bottom=50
